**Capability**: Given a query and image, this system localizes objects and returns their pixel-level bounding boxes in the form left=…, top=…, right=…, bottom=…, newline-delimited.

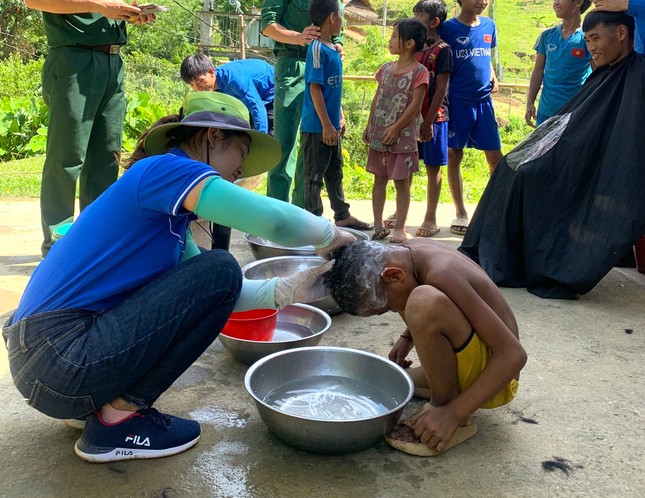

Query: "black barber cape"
left=459, top=51, right=645, bottom=299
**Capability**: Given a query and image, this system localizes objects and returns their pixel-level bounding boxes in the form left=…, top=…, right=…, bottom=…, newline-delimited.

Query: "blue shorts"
left=448, top=99, right=501, bottom=150
left=418, top=121, right=448, bottom=167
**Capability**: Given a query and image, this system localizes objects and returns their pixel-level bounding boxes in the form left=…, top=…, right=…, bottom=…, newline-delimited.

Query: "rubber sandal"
left=383, top=214, right=397, bottom=229
left=372, top=227, right=390, bottom=240
left=415, top=222, right=440, bottom=238
left=449, top=217, right=469, bottom=236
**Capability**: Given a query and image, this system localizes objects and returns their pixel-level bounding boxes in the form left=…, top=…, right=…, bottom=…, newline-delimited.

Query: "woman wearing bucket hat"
left=2, top=92, right=354, bottom=463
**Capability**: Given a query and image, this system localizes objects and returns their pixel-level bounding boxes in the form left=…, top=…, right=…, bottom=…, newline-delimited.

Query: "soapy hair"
left=324, top=241, right=390, bottom=315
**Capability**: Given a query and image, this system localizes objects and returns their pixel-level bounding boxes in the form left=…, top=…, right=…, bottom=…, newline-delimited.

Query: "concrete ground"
left=1, top=198, right=644, bottom=498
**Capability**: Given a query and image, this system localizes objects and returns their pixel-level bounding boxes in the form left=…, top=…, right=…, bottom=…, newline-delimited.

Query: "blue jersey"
left=301, top=40, right=343, bottom=133
left=441, top=16, right=497, bottom=105
left=14, top=150, right=216, bottom=320
left=534, top=26, right=591, bottom=119
left=215, top=59, right=274, bottom=133
left=629, top=0, right=645, bottom=54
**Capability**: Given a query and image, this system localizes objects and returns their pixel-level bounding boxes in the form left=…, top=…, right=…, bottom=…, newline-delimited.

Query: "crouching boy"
left=324, top=239, right=527, bottom=455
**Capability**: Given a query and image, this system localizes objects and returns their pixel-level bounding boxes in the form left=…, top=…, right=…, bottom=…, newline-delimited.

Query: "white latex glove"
left=274, top=261, right=334, bottom=308
left=315, top=225, right=356, bottom=259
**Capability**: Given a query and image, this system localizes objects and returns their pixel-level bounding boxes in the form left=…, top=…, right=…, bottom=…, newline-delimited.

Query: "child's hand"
left=419, top=119, right=434, bottom=142
left=388, top=336, right=414, bottom=367
left=362, top=127, right=370, bottom=145
left=322, top=124, right=339, bottom=146
left=413, top=405, right=461, bottom=453
left=339, top=117, right=346, bottom=138
left=382, top=125, right=400, bottom=146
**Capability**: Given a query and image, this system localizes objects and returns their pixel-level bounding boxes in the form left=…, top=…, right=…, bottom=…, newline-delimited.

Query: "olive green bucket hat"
left=143, top=92, right=281, bottom=178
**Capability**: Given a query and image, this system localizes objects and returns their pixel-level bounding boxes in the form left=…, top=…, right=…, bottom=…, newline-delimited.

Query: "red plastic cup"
left=221, top=309, right=278, bottom=341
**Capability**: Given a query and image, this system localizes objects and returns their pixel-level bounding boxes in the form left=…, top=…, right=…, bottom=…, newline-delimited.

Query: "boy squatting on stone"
left=324, top=239, right=527, bottom=455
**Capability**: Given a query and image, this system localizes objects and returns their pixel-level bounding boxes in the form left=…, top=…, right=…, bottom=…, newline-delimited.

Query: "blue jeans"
left=2, top=250, right=242, bottom=420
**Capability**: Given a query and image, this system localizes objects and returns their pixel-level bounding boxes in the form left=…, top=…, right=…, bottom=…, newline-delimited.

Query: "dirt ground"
left=0, top=198, right=643, bottom=498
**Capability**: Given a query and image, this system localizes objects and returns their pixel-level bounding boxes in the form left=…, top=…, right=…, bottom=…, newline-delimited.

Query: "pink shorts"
left=366, top=149, right=419, bottom=180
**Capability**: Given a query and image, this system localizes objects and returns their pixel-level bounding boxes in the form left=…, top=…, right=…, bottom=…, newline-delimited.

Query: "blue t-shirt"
left=441, top=16, right=497, bottom=105
left=301, top=40, right=343, bottom=133
left=215, top=59, right=275, bottom=133
left=14, top=150, right=217, bottom=320
left=629, top=0, right=645, bottom=54
left=534, top=26, right=591, bottom=119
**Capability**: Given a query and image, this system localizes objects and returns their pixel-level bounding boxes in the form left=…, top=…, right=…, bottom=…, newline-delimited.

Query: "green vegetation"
left=1, top=0, right=559, bottom=200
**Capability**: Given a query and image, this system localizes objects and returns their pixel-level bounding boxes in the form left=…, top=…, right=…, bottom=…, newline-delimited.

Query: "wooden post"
left=239, top=14, right=246, bottom=59
left=200, top=0, right=213, bottom=49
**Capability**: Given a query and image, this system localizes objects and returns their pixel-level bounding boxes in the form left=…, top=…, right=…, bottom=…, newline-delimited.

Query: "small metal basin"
left=218, top=304, right=331, bottom=365
left=245, top=347, right=414, bottom=455
left=244, top=227, right=369, bottom=260
left=242, top=255, right=342, bottom=315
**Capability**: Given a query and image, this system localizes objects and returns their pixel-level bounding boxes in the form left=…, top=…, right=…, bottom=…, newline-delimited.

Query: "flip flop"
left=449, top=218, right=469, bottom=236
left=384, top=403, right=478, bottom=457
left=372, top=227, right=390, bottom=240
left=415, top=222, right=440, bottom=238
left=383, top=214, right=397, bottom=229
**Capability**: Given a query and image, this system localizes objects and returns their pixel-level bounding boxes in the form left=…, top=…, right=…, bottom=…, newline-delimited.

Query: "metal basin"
left=244, top=227, right=369, bottom=260
left=242, top=255, right=341, bottom=315
left=219, top=304, right=331, bottom=365
left=245, top=347, right=414, bottom=455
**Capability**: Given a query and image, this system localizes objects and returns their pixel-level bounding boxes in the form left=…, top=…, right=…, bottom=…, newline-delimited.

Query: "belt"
left=76, top=44, right=121, bottom=55
left=276, top=49, right=308, bottom=59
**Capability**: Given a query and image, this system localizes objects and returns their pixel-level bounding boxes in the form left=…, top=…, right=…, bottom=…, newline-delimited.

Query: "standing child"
left=414, top=0, right=452, bottom=237
left=384, top=1, right=453, bottom=238
left=364, top=18, right=430, bottom=243
left=441, top=0, right=503, bottom=236
left=302, top=0, right=372, bottom=230
left=525, top=0, right=593, bottom=127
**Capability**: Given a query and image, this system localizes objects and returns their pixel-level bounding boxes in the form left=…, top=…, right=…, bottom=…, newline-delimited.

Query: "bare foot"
left=390, top=228, right=407, bottom=244
left=336, top=216, right=374, bottom=230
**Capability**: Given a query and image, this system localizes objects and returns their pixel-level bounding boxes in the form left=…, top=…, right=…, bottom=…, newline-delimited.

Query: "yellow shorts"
left=456, top=330, right=519, bottom=409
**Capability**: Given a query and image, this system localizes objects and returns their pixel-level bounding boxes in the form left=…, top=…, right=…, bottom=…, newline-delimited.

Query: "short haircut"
left=394, top=17, right=429, bottom=52
left=324, top=241, right=390, bottom=315
left=583, top=10, right=635, bottom=41
left=309, top=0, right=340, bottom=27
left=579, top=0, right=592, bottom=14
left=180, top=54, right=214, bottom=84
left=413, top=0, right=448, bottom=29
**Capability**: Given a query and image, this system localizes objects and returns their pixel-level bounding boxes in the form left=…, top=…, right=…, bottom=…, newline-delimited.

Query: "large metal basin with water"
left=245, top=347, right=414, bottom=454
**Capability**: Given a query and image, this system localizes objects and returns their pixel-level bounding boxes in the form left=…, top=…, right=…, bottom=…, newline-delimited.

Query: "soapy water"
left=263, top=375, right=397, bottom=420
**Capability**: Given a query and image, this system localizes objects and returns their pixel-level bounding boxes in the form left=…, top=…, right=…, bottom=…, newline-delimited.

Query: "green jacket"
left=43, top=12, right=127, bottom=48
left=260, top=0, right=343, bottom=54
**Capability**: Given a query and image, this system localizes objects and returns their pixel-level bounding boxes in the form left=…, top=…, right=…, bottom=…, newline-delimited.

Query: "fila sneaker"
left=74, top=408, right=201, bottom=463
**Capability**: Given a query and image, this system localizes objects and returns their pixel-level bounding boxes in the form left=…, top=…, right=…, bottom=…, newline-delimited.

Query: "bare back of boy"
left=384, top=239, right=524, bottom=452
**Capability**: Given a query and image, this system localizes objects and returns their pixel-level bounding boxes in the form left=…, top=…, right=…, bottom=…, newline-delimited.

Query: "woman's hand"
left=273, top=261, right=333, bottom=308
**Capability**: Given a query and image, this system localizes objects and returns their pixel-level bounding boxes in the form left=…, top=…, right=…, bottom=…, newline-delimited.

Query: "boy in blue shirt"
left=440, top=0, right=503, bottom=236
left=526, top=0, right=593, bottom=127
left=180, top=55, right=275, bottom=134
left=301, top=0, right=372, bottom=230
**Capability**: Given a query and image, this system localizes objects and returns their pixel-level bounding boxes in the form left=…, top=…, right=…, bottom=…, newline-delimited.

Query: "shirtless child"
left=324, top=239, right=527, bottom=455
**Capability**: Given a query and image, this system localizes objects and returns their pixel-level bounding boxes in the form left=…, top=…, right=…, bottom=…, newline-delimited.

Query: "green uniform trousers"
left=266, top=56, right=306, bottom=207
left=40, top=46, right=125, bottom=256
